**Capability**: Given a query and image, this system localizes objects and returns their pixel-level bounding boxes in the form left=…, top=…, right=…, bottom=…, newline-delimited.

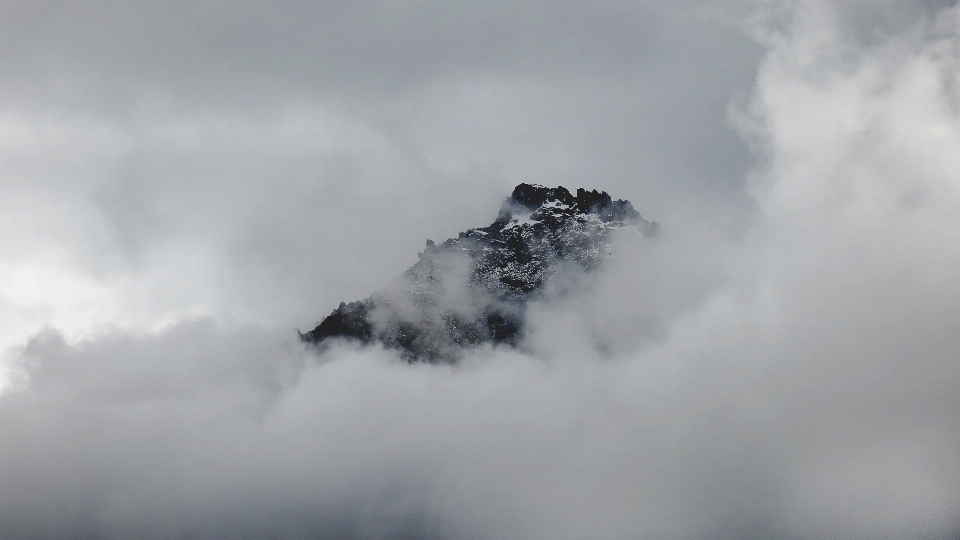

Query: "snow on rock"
left=301, top=184, right=657, bottom=362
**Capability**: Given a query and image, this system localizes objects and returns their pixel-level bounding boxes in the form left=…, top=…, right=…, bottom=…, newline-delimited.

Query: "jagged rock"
left=301, top=184, right=656, bottom=362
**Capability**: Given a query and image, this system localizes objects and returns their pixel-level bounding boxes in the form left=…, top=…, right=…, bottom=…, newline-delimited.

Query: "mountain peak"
left=497, top=183, right=646, bottom=227
left=302, top=184, right=657, bottom=362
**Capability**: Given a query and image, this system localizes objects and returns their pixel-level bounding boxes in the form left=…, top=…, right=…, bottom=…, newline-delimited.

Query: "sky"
left=1, top=1, right=959, bottom=539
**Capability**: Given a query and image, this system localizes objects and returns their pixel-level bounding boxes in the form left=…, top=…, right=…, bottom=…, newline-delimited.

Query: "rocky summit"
left=301, top=184, right=657, bottom=362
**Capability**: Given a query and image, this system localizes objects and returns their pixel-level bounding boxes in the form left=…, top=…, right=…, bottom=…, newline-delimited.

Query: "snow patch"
left=503, top=211, right=540, bottom=231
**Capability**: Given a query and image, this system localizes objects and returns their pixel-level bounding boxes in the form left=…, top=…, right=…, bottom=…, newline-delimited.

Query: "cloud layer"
left=2, top=1, right=959, bottom=539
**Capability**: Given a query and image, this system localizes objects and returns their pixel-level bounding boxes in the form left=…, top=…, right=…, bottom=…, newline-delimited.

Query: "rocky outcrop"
left=301, top=184, right=656, bottom=362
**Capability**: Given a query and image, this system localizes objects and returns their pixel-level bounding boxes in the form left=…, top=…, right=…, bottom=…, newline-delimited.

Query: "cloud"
left=1, top=0, right=765, bottom=354
left=2, top=1, right=960, bottom=539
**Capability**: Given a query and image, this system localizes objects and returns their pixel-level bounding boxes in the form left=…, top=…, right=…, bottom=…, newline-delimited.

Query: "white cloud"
left=2, top=1, right=959, bottom=539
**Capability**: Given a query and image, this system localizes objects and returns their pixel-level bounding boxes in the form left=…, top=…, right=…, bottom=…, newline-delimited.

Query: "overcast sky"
left=2, top=1, right=959, bottom=539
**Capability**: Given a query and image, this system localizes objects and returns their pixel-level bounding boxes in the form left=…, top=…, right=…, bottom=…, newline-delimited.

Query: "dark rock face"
left=302, top=184, right=656, bottom=362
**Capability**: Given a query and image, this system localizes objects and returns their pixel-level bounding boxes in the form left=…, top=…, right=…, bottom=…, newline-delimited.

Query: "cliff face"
left=302, top=184, right=657, bottom=362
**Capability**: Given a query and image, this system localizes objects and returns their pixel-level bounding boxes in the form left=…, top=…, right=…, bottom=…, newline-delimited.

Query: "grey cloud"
left=2, top=1, right=960, bottom=539
left=1, top=0, right=765, bottom=345
left=0, top=1, right=724, bottom=98
left=3, top=208, right=958, bottom=539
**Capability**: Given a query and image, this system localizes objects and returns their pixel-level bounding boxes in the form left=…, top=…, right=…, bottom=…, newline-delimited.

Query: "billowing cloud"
left=1, top=0, right=764, bottom=356
left=2, top=1, right=959, bottom=539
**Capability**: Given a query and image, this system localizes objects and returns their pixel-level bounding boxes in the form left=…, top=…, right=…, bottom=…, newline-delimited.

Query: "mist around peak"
left=2, top=2, right=960, bottom=539
left=301, top=184, right=657, bottom=363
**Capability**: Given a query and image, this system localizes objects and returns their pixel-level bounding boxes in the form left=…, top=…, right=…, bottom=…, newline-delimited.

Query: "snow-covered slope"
left=302, top=184, right=657, bottom=361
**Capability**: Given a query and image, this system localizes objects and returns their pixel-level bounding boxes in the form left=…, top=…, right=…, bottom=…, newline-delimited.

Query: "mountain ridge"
left=301, top=184, right=656, bottom=362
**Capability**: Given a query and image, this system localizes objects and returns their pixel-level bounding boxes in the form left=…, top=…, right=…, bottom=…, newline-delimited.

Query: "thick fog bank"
left=3, top=2, right=960, bottom=539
